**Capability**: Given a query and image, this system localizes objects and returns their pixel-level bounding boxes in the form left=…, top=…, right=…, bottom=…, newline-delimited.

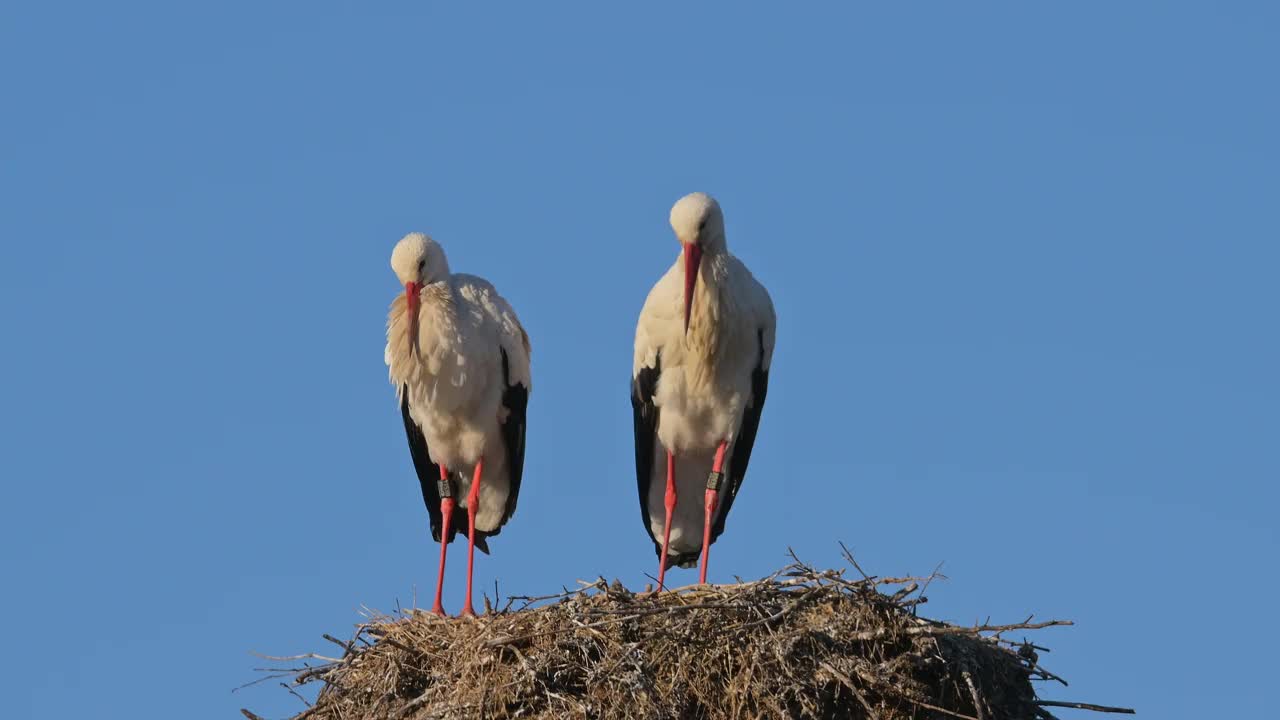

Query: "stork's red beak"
left=683, top=243, right=702, bottom=334
left=405, top=281, right=421, bottom=350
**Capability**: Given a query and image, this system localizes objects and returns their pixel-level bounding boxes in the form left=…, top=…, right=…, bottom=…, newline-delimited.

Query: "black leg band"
left=706, top=471, right=724, bottom=491
left=437, top=478, right=454, bottom=499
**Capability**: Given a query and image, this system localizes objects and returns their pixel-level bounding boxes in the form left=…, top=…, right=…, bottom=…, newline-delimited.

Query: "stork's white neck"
left=386, top=278, right=460, bottom=387
left=683, top=253, right=731, bottom=376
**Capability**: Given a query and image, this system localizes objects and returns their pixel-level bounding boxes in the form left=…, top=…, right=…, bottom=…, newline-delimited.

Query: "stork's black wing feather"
left=711, top=329, right=770, bottom=543
left=632, top=353, right=662, bottom=550
left=399, top=388, right=462, bottom=544
left=495, top=347, right=528, bottom=531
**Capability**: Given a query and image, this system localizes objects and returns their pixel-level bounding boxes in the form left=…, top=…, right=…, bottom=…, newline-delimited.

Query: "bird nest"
left=243, top=551, right=1132, bottom=720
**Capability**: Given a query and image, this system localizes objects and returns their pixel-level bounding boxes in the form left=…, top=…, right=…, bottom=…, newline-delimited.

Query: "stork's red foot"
left=699, top=486, right=719, bottom=584
left=698, top=441, right=729, bottom=585
left=432, top=496, right=455, bottom=616
left=432, top=466, right=455, bottom=617
left=461, top=457, right=485, bottom=617
left=656, top=450, right=677, bottom=591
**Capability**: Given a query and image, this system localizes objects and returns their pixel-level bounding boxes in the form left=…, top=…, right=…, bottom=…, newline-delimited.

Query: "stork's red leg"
left=431, top=464, right=454, bottom=617
left=657, top=449, right=676, bottom=591
left=699, top=441, right=729, bottom=584
left=461, top=457, right=484, bottom=617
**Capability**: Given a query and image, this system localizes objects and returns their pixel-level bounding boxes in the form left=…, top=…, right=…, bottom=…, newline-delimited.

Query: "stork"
left=632, top=192, right=776, bottom=589
left=385, top=233, right=532, bottom=617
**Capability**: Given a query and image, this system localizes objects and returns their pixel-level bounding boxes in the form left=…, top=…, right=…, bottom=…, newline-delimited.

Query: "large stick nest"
left=244, top=553, right=1132, bottom=719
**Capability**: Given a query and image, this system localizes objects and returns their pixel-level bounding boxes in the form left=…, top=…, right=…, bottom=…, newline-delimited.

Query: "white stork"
left=632, top=192, right=776, bottom=588
left=385, top=233, right=532, bottom=617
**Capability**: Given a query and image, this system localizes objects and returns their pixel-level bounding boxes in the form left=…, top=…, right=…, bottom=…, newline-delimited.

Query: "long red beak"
left=683, top=243, right=702, bottom=334
left=405, top=281, right=421, bottom=351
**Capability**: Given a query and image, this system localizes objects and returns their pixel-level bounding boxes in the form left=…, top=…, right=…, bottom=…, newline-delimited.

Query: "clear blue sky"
left=1, top=3, right=1275, bottom=718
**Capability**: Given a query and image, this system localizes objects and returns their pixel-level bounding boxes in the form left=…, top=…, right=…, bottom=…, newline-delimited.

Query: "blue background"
left=1, top=3, right=1275, bottom=718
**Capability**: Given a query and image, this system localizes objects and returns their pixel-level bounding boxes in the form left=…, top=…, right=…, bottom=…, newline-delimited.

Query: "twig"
left=507, top=584, right=594, bottom=608
left=382, top=636, right=414, bottom=653
left=485, top=613, right=644, bottom=647
left=889, top=582, right=918, bottom=602
left=1036, top=700, right=1135, bottom=714
left=395, top=690, right=432, bottom=718
left=321, top=634, right=355, bottom=656
left=852, top=665, right=979, bottom=720
left=904, top=697, right=979, bottom=720
left=251, top=651, right=343, bottom=663
left=848, top=619, right=1072, bottom=641
left=1030, top=661, right=1069, bottom=686
left=820, top=660, right=879, bottom=720
left=281, top=682, right=312, bottom=707
left=584, top=601, right=754, bottom=616
left=963, top=671, right=986, bottom=720
left=233, top=672, right=296, bottom=691
left=839, top=541, right=872, bottom=581
left=737, top=585, right=823, bottom=630
left=916, top=561, right=947, bottom=603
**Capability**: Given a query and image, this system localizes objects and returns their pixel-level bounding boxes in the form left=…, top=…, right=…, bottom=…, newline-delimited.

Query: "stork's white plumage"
left=386, top=233, right=531, bottom=616
left=632, top=192, right=776, bottom=588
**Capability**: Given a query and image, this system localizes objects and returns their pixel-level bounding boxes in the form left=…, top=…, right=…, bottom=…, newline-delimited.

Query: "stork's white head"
left=668, top=192, right=726, bottom=333
left=391, top=232, right=450, bottom=287
left=390, top=233, right=450, bottom=351
left=669, top=192, right=726, bottom=254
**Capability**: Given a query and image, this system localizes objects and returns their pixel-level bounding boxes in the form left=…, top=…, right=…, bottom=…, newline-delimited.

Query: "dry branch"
left=244, top=557, right=1133, bottom=720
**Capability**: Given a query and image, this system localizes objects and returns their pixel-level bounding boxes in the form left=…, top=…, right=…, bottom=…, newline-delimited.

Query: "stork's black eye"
left=418, top=259, right=426, bottom=270
left=698, top=218, right=708, bottom=231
